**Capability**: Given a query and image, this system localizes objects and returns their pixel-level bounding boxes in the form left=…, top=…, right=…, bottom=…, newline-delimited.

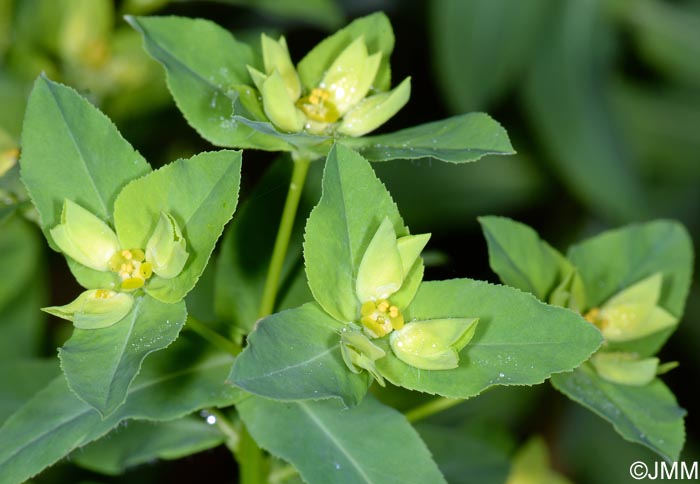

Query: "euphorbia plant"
left=0, top=10, right=693, bottom=484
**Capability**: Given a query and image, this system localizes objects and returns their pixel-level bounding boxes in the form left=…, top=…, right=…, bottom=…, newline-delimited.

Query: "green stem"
left=239, top=423, right=268, bottom=484
left=208, top=408, right=240, bottom=452
left=268, top=464, right=299, bottom=484
left=185, top=316, right=241, bottom=356
left=404, top=397, right=463, bottom=423
left=258, top=156, right=311, bottom=318
left=239, top=156, right=311, bottom=484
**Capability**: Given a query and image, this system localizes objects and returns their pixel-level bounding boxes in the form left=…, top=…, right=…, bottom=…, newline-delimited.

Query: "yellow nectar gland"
left=360, top=299, right=405, bottom=338
left=584, top=307, right=608, bottom=331
left=94, top=289, right=114, bottom=299
left=296, top=88, right=340, bottom=123
left=108, top=249, right=153, bottom=291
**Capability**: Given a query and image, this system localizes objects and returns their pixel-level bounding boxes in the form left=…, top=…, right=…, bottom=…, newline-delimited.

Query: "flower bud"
left=340, top=327, right=386, bottom=385
left=390, top=317, right=478, bottom=370
left=50, top=199, right=120, bottom=271
left=145, top=212, right=189, bottom=279
left=589, top=273, right=677, bottom=342
left=589, top=352, right=660, bottom=386
left=43, top=289, right=133, bottom=329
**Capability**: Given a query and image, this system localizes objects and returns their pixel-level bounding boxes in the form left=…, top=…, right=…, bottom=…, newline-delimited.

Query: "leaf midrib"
left=0, top=355, right=234, bottom=469
left=45, top=81, right=109, bottom=217
left=299, top=401, right=374, bottom=484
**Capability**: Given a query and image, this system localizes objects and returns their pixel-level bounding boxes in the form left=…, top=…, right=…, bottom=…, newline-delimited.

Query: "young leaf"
left=229, top=303, right=370, bottom=406
left=304, top=144, right=406, bottom=322
left=478, top=216, right=565, bottom=300
left=343, top=113, right=514, bottom=164
left=59, top=295, right=187, bottom=416
left=374, top=279, right=602, bottom=397
left=0, top=337, right=240, bottom=484
left=567, top=220, right=693, bottom=356
left=551, top=365, right=685, bottom=462
left=114, top=150, right=242, bottom=304
left=127, top=15, right=290, bottom=152
left=238, top=394, right=447, bottom=484
left=72, top=417, right=225, bottom=476
left=20, top=76, right=150, bottom=238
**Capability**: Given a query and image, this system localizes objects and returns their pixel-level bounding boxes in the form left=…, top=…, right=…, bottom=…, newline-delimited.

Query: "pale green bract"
left=231, top=145, right=602, bottom=407
left=585, top=273, right=677, bottom=343
left=129, top=14, right=514, bottom=162
left=43, top=289, right=133, bottom=330
left=390, top=318, right=479, bottom=370
left=589, top=352, right=660, bottom=386
left=249, top=32, right=410, bottom=137
left=479, top=216, right=692, bottom=460
left=19, top=77, right=243, bottom=420
left=50, top=199, right=120, bottom=272
left=146, top=212, right=189, bottom=279
left=44, top=198, right=189, bottom=327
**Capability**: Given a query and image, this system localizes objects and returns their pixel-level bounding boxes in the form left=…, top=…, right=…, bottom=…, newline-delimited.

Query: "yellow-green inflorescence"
left=582, top=273, right=678, bottom=386
left=340, top=217, right=479, bottom=381
left=248, top=34, right=410, bottom=137
left=43, top=200, right=189, bottom=329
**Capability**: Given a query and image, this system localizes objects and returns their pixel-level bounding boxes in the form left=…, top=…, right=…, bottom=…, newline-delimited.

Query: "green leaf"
left=0, top=216, right=46, bottom=361
left=0, top=359, right=60, bottom=425
left=127, top=15, right=290, bottom=151
left=430, top=0, right=552, bottom=111
left=551, top=365, right=685, bottom=461
left=19, top=76, right=150, bottom=239
left=567, top=220, right=693, bottom=356
left=72, top=417, right=224, bottom=476
left=229, top=303, right=370, bottom=406
left=0, top=336, right=240, bottom=484
left=59, top=295, right=187, bottom=416
left=297, top=12, right=394, bottom=93
left=521, top=0, right=649, bottom=222
left=416, top=422, right=514, bottom=484
left=114, top=150, right=242, bottom=304
left=238, top=394, right=446, bottom=484
left=304, top=144, right=406, bottom=322
left=343, top=113, right=514, bottom=163
left=374, top=279, right=602, bottom=397
left=479, top=216, right=565, bottom=301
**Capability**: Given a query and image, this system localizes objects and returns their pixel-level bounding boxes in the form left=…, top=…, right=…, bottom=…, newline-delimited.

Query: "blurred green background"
left=1, top=0, right=698, bottom=483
